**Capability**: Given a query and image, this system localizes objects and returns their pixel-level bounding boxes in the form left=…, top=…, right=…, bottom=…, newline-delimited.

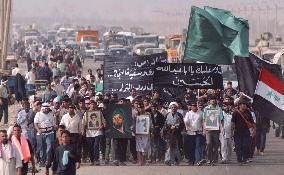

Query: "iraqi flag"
left=235, top=53, right=283, bottom=98
left=253, top=68, right=284, bottom=124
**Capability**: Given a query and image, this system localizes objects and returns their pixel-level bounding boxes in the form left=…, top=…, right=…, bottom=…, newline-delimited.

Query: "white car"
left=94, top=49, right=106, bottom=61
left=84, top=46, right=97, bottom=59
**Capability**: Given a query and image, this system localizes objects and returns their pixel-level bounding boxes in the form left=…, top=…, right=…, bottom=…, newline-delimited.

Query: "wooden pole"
left=2, top=0, right=11, bottom=69
left=0, top=0, right=5, bottom=68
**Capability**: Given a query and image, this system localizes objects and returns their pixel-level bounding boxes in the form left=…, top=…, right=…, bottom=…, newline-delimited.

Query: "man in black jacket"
left=46, top=125, right=66, bottom=175
left=232, top=100, right=256, bottom=165
left=149, top=102, right=165, bottom=162
left=52, top=130, right=80, bottom=175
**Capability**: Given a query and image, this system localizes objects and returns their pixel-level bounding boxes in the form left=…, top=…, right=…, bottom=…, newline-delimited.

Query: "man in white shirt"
left=25, top=68, right=36, bottom=84
left=220, top=102, right=233, bottom=164
left=0, top=130, right=22, bottom=175
left=81, top=100, right=105, bottom=165
left=16, top=101, right=34, bottom=143
left=34, top=103, right=56, bottom=166
left=11, top=64, right=22, bottom=76
left=66, top=79, right=79, bottom=97
left=0, top=79, right=9, bottom=124
left=25, top=68, right=36, bottom=94
left=60, top=104, right=82, bottom=148
left=85, top=69, right=93, bottom=81
left=52, top=76, right=65, bottom=97
left=183, top=102, right=203, bottom=165
left=126, top=88, right=137, bottom=103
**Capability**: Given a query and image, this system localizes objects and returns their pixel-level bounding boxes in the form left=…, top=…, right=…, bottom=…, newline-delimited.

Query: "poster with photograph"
left=136, top=115, right=150, bottom=135
left=104, top=104, right=133, bottom=138
left=87, top=111, right=102, bottom=130
left=204, top=109, right=220, bottom=130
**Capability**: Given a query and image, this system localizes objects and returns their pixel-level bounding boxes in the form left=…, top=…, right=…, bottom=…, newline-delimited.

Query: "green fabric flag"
left=184, top=6, right=249, bottom=65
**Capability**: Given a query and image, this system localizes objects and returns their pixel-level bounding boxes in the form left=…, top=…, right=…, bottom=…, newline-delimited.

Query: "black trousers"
left=256, top=128, right=267, bottom=152
left=183, top=135, right=196, bottom=163
left=113, top=138, right=128, bottom=162
left=70, top=133, right=81, bottom=151
left=234, top=135, right=251, bottom=162
left=100, top=135, right=106, bottom=159
left=129, top=136, right=137, bottom=161
left=0, top=98, right=8, bottom=124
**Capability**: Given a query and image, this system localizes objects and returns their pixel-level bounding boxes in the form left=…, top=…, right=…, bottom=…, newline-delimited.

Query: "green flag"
left=184, top=6, right=249, bottom=65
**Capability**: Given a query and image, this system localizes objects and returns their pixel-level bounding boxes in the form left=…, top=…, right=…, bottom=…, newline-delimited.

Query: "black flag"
left=235, top=53, right=283, bottom=97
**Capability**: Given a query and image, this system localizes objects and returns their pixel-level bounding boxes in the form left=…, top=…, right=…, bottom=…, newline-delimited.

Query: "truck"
left=23, top=29, right=40, bottom=44
left=133, top=34, right=159, bottom=55
left=117, top=31, right=136, bottom=53
left=166, top=34, right=182, bottom=63
left=75, top=30, right=99, bottom=48
left=103, top=31, right=127, bottom=52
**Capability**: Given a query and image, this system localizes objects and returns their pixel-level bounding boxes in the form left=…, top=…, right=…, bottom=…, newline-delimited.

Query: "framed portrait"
left=87, top=111, right=102, bottom=130
left=104, top=104, right=133, bottom=138
left=204, top=109, right=220, bottom=130
left=136, top=115, right=150, bottom=135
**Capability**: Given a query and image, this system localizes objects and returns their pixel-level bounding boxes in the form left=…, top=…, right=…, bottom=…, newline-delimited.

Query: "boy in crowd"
left=52, top=130, right=80, bottom=175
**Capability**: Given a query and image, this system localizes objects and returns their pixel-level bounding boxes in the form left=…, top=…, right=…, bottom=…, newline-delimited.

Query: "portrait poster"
left=87, top=111, right=102, bottom=130
left=103, top=104, right=133, bottom=138
left=135, top=115, right=150, bottom=135
left=204, top=109, right=220, bottom=130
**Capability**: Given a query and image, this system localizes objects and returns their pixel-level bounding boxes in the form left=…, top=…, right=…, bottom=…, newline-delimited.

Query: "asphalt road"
left=36, top=130, right=284, bottom=175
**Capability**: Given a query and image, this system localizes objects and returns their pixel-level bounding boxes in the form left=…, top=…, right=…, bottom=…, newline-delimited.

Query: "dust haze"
left=12, top=0, right=284, bottom=39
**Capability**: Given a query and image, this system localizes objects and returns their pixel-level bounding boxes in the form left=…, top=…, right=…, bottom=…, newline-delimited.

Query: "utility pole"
left=275, top=4, right=278, bottom=35
left=266, top=5, right=269, bottom=33
left=0, top=0, right=5, bottom=68
left=0, top=0, right=12, bottom=70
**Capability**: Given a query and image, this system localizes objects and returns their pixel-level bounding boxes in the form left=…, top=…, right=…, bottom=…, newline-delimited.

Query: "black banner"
left=103, top=52, right=167, bottom=97
left=154, top=63, right=223, bottom=89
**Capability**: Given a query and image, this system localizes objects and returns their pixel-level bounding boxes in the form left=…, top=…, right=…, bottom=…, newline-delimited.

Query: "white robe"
left=0, top=144, right=22, bottom=175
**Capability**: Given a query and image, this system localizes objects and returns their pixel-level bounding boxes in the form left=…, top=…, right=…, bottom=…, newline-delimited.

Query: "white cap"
left=169, top=102, right=178, bottom=108
left=41, top=103, right=51, bottom=110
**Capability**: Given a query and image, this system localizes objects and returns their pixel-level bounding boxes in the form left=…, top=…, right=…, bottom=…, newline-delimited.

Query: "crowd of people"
left=0, top=41, right=273, bottom=175
left=0, top=70, right=272, bottom=175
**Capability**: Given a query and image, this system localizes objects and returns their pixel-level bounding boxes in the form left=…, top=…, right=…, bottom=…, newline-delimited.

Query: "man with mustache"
left=0, top=130, right=22, bottom=175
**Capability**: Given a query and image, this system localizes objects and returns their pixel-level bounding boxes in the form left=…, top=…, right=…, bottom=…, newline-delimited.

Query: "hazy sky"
left=12, top=0, right=283, bottom=37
